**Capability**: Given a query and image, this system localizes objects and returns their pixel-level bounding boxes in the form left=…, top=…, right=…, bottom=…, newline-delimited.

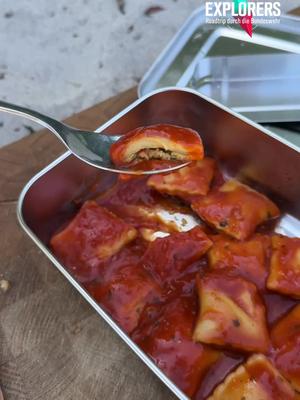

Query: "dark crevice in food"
left=134, top=147, right=185, bottom=162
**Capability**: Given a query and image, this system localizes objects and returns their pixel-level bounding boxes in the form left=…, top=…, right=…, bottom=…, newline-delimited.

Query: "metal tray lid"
left=138, top=7, right=300, bottom=124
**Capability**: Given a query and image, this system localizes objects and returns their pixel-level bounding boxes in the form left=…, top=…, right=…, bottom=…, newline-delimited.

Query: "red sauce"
left=194, top=354, right=244, bottom=400
left=132, top=296, right=219, bottom=398
left=273, top=335, right=300, bottom=392
left=50, top=163, right=300, bottom=399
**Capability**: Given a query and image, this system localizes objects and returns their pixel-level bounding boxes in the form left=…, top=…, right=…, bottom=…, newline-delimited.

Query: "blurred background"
left=0, top=0, right=298, bottom=147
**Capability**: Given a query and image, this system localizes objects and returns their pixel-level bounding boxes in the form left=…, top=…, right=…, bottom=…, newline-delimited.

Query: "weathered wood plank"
left=0, top=87, right=175, bottom=400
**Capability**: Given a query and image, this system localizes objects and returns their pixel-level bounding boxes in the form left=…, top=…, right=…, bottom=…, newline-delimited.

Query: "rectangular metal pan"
left=182, top=52, right=300, bottom=125
left=138, top=7, right=300, bottom=123
left=17, top=88, right=300, bottom=399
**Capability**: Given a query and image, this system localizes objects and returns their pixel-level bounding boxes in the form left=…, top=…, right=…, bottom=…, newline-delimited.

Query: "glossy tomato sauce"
left=50, top=169, right=300, bottom=399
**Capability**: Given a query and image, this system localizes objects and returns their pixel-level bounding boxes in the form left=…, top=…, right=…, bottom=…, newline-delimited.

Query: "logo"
left=205, top=1, right=281, bottom=37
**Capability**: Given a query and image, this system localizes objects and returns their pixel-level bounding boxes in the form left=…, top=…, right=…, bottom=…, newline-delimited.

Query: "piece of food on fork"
left=110, top=124, right=204, bottom=167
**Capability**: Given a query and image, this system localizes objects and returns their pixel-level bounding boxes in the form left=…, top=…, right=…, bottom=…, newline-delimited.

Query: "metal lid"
left=139, top=7, right=300, bottom=124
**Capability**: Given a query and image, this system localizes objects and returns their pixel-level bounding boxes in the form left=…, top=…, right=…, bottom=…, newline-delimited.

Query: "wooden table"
left=0, top=87, right=176, bottom=400
left=1, top=8, right=300, bottom=396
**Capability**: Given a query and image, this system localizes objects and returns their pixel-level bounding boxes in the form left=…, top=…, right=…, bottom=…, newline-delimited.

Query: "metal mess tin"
left=138, top=7, right=300, bottom=123
left=18, top=88, right=300, bottom=400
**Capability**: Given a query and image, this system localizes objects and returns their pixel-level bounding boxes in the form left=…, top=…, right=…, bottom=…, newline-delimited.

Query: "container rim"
left=17, top=85, right=300, bottom=400
left=97, top=86, right=300, bottom=154
left=138, top=6, right=300, bottom=102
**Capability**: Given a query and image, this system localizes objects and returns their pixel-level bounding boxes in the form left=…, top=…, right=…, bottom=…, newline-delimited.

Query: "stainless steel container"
left=17, top=88, right=300, bottom=399
left=138, top=7, right=300, bottom=124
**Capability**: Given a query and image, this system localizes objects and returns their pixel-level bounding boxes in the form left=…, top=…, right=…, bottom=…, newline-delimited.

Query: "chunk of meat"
left=274, top=335, right=300, bottom=393
left=142, top=226, right=212, bottom=286
left=208, top=354, right=298, bottom=400
left=193, top=272, right=270, bottom=353
left=271, top=304, right=300, bottom=348
left=50, top=201, right=137, bottom=282
left=192, top=179, right=280, bottom=240
left=110, top=124, right=204, bottom=167
left=132, top=297, right=220, bottom=398
left=267, top=235, right=300, bottom=299
left=147, top=158, right=215, bottom=200
left=208, top=234, right=270, bottom=289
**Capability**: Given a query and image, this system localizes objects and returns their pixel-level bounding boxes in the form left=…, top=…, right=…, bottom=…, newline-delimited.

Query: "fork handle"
left=0, top=100, right=65, bottom=139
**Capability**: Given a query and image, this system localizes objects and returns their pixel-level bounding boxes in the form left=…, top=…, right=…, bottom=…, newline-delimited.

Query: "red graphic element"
left=233, top=0, right=253, bottom=37
left=237, top=14, right=253, bottom=37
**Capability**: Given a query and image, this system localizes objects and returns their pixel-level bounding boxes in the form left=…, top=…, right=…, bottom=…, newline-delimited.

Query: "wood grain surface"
left=2, top=8, right=300, bottom=396
left=0, top=87, right=176, bottom=400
